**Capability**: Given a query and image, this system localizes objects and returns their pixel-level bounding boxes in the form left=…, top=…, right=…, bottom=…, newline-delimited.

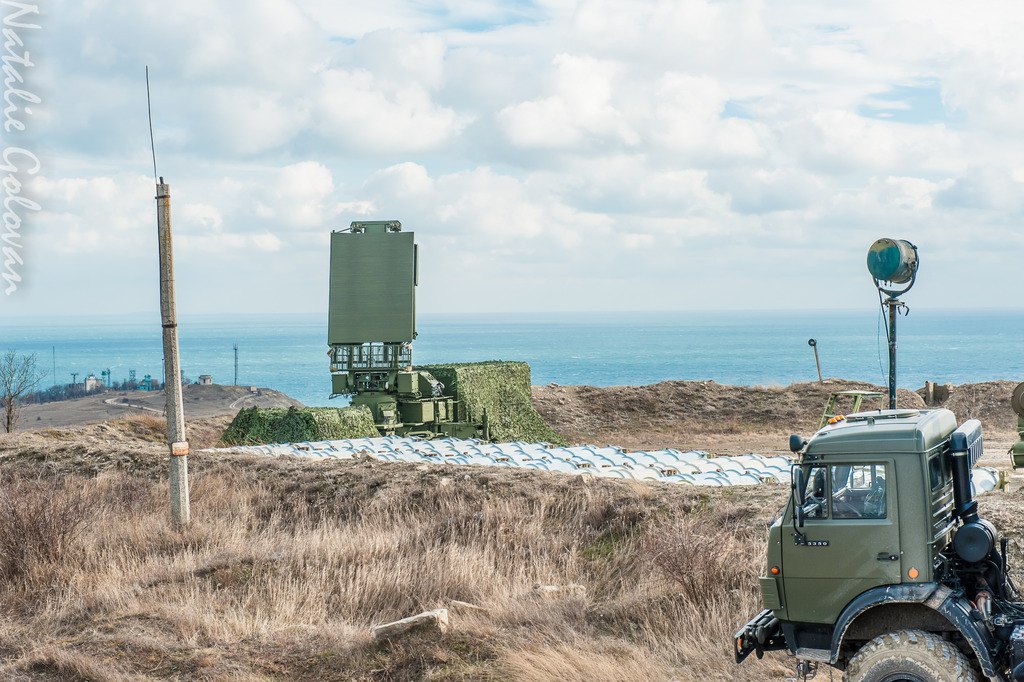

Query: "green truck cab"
left=737, top=408, right=1024, bottom=682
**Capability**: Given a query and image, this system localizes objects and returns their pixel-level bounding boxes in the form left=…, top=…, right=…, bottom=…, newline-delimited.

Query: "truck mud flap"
left=735, top=609, right=787, bottom=663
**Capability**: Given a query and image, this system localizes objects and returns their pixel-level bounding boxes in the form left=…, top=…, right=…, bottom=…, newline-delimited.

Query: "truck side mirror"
left=792, top=466, right=806, bottom=527
left=792, top=466, right=806, bottom=505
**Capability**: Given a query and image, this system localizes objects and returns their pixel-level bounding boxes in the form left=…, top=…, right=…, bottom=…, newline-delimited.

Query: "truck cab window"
left=830, top=464, right=886, bottom=519
left=802, top=466, right=828, bottom=519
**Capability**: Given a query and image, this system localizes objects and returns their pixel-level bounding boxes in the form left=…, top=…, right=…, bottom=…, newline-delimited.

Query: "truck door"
left=781, top=461, right=901, bottom=625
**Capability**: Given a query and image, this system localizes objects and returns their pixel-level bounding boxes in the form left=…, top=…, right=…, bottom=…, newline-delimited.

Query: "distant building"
left=84, top=374, right=101, bottom=392
left=198, top=375, right=213, bottom=385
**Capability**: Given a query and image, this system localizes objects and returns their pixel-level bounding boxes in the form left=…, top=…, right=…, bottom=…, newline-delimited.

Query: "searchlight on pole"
left=867, top=238, right=919, bottom=410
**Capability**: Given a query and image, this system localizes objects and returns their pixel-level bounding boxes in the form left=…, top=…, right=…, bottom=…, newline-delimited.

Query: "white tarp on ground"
left=217, top=436, right=1003, bottom=492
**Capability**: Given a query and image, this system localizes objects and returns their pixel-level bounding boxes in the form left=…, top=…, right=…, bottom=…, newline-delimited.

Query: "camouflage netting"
left=419, top=361, right=564, bottom=444
left=220, top=405, right=378, bottom=446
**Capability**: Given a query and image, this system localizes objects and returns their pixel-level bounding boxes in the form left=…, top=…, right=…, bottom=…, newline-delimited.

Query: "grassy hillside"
left=3, top=376, right=1021, bottom=680
left=0, top=421, right=790, bottom=681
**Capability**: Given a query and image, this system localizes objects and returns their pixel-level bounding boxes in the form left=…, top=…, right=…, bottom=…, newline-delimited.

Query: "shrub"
left=643, top=516, right=762, bottom=605
left=112, top=413, right=166, bottom=442
left=0, top=476, right=90, bottom=583
left=220, top=405, right=379, bottom=445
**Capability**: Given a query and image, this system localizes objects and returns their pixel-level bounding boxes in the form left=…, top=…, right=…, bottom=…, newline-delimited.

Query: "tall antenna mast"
left=148, top=67, right=191, bottom=528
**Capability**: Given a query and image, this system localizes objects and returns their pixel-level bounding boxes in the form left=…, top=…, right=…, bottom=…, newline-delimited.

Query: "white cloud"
left=315, top=68, right=466, bottom=153
left=178, top=232, right=284, bottom=254
left=708, top=168, right=823, bottom=215
left=259, top=161, right=338, bottom=228
left=199, top=87, right=311, bottom=155
left=180, top=203, right=224, bottom=232
left=936, top=167, right=1024, bottom=212
left=498, top=54, right=636, bottom=150
left=646, top=73, right=767, bottom=161
left=363, top=162, right=433, bottom=198
left=252, top=233, right=284, bottom=252
left=8, top=0, right=1024, bottom=316
left=361, top=163, right=613, bottom=262
left=783, top=109, right=963, bottom=175
left=876, top=176, right=950, bottom=212
left=29, top=175, right=153, bottom=253
left=348, top=30, right=449, bottom=90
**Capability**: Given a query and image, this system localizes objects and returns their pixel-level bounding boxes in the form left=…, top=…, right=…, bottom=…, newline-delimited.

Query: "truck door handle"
left=876, top=552, right=899, bottom=561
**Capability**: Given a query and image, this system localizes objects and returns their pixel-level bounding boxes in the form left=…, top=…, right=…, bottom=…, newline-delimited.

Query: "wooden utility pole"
left=156, top=177, right=190, bottom=527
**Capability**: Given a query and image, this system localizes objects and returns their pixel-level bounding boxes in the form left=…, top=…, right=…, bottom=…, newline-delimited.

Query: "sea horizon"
left=3, top=308, right=1023, bottom=407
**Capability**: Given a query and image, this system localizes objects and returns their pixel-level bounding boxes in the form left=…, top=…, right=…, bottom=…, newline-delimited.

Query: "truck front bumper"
left=734, top=609, right=787, bottom=663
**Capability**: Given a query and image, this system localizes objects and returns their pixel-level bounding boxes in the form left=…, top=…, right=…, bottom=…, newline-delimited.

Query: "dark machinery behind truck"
left=736, top=409, right=1024, bottom=681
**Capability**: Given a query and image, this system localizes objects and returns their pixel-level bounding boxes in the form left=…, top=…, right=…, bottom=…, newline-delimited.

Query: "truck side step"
left=795, top=647, right=831, bottom=663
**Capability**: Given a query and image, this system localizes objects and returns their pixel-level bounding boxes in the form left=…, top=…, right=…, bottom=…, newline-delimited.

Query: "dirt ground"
left=531, top=378, right=1021, bottom=459
left=15, top=376, right=1022, bottom=460
left=18, top=384, right=302, bottom=430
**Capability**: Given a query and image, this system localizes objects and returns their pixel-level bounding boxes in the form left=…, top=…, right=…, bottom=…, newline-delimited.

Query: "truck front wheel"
left=845, top=629, right=978, bottom=682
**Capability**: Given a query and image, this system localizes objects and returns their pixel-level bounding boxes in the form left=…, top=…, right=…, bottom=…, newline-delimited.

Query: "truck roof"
left=804, top=408, right=958, bottom=457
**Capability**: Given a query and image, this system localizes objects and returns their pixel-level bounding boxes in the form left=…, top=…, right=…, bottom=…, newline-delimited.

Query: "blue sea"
left=2, top=309, right=1023, bottom=407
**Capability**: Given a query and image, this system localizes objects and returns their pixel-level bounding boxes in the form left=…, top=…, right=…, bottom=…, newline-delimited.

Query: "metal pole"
left=156, top=177, right=190, bottom=527
left=234, top=343, right=238, bottom=386
left=887, top=298, right=897, bottom=409
left=808, top=339, right=823, bottom=383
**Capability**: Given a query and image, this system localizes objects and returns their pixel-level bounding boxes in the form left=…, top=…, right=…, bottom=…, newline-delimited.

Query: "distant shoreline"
left=6, top=311, right=1023, bottom=408
left=6, top=307, right=1024, bottom=324
left=14, top=378, right=1020, bottom=451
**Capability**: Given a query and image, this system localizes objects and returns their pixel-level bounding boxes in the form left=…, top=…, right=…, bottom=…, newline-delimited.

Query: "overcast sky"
left=4, top=0, right=1024, bottom=318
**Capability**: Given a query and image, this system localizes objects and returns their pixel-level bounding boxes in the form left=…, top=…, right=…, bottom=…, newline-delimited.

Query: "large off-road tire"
left=844, top=630, right=979, bottom=682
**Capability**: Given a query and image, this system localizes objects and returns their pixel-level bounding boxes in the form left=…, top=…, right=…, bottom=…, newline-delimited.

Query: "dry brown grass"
left=0, top=438, right=794, bottom=681
left=3, top=377, right=1020, bottom=679
left=532, top=379, right=928, bottom=451
left=111, top=413, right=167, bottom=442
left=107, top=414, right=240, bottom=452
left=0, top=475, right=88, bottom=587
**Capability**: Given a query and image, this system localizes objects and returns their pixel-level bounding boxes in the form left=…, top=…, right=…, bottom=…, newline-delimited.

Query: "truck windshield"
left=830, top=464, right=886, bottom=519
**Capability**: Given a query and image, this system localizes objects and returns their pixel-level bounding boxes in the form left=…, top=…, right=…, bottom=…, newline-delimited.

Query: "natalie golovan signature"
left=1, top=1, right=41, bottom=296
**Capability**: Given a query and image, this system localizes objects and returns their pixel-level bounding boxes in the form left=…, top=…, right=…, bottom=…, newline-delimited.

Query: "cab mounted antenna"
left=866, top=238, right=919, bottom=409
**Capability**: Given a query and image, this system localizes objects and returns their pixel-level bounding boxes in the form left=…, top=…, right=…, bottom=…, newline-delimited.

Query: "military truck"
left=735, top=408, right=1024, bottom=681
